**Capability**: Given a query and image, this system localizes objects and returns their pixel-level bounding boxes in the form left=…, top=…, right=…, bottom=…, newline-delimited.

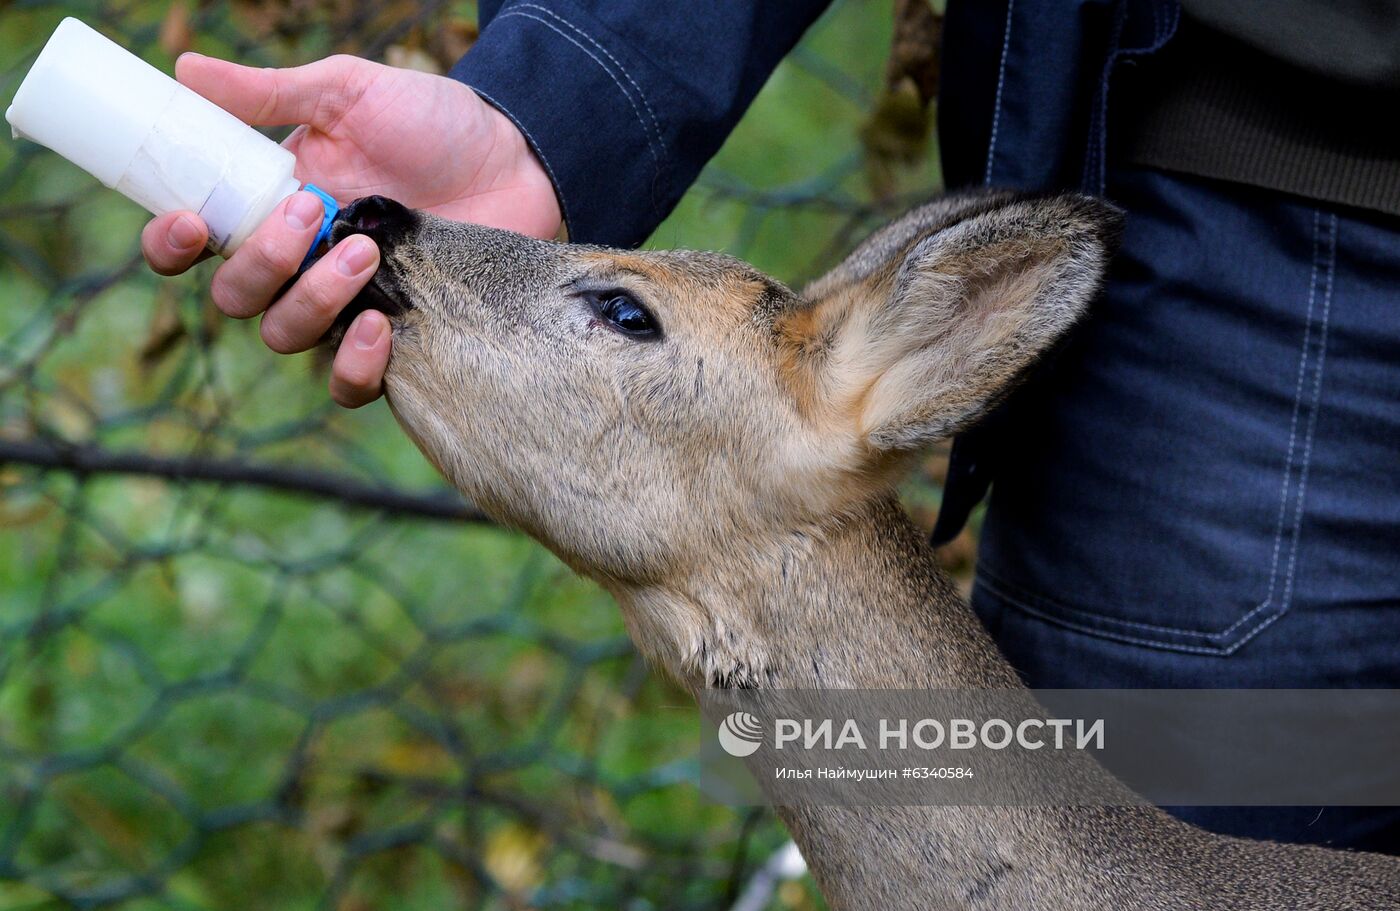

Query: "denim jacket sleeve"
left=450, top=0, right=833, bottom=247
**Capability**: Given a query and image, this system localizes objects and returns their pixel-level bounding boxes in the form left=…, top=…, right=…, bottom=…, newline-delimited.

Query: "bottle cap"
left=300, top=183, right=340, bottom=268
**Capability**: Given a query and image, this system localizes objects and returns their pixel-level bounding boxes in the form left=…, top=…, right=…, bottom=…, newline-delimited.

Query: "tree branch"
left=0, top=437, right=492, bottom=524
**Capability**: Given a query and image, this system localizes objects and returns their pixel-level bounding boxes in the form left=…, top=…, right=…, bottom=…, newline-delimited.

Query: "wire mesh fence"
left=0, top=2, right=947, bottom=908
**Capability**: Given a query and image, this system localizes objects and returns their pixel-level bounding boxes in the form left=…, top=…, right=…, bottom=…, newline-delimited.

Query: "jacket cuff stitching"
left=508, top=2, right=666, bottom=159
left=493, top=8, right=665, bottom=198
left=466, top=84, right=574, bottom=237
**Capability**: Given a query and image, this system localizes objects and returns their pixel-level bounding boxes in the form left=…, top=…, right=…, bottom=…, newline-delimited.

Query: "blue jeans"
left=971, top=166, right=1400, bottom=851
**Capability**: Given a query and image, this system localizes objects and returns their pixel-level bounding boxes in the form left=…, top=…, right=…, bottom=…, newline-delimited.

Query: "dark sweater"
left=1122, top=3, right=1400, bottom=216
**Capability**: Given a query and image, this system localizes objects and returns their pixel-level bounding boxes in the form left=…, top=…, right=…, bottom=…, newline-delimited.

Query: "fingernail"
left=352, top=312, right=388, bottom=350
left=337, top=236, right=377, bottom=277
left=168, top=215, right=202, bottom=249
left=285, top=191, right=324, bottom=231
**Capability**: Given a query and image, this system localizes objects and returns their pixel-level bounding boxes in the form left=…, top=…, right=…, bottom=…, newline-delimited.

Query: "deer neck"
left=611, top=493, right=1021, bottom=691
left=608, top=495, right=1177, bottom=911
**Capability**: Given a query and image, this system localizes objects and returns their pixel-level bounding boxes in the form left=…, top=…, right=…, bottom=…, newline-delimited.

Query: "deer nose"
left=331, top=195, right=416, bottom=249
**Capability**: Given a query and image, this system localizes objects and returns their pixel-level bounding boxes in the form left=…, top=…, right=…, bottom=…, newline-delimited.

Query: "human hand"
left=140, top=53, right=563, bottom=407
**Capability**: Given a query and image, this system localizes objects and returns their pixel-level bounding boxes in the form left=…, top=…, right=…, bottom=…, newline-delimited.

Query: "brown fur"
left=335, top=190, right=1400, bottom=910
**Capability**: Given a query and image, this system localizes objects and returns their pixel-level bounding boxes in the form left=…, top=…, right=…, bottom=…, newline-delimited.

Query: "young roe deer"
left=324, top=191, right=1400, bottom=910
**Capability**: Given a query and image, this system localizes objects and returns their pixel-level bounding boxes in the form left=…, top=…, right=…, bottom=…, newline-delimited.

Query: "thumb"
left=174, top=53, right=365, bottom=129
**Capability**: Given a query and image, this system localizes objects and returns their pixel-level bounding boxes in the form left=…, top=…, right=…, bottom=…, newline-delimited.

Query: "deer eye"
left=589, top=291, right=661, bottom=340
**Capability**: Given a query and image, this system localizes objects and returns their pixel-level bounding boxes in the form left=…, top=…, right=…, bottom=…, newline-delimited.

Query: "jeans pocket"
left=971, top=172, right=1337, bottom=656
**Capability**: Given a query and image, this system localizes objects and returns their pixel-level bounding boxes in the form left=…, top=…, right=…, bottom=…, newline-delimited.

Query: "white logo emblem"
left=718, top=711, right=764, bottom=757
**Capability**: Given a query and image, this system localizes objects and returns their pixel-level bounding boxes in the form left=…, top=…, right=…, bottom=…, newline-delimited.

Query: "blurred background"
left=0, top=2, right=959, bottom=908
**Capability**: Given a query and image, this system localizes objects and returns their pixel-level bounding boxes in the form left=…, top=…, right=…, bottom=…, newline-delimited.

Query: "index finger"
left=175, top=53, right=366, bottom=129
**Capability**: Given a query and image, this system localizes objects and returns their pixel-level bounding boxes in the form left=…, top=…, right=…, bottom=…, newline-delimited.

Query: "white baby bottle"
left=6, top=17, right=336, bottom=258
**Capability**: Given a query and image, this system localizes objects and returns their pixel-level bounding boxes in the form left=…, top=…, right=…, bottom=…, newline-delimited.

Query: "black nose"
left=331, top=195, right=416, bottom=248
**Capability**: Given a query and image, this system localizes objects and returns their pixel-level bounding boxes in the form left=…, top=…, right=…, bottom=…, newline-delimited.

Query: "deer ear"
left=781, top=192, right=1120, bottom=453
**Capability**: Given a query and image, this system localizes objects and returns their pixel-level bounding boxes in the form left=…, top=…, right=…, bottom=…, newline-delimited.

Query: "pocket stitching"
left=977, top=208, right=1336, bottom=654
left=977, top=571, right=1272, bottom=655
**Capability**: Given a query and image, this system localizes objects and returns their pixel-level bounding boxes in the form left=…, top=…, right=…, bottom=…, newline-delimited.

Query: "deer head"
left=329, top=191, right=1117, bottom=674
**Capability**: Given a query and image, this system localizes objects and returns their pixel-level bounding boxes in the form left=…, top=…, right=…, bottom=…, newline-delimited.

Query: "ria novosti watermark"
left=717, top=710, right=1104, bottom=757
left=696, top=690, right=1400, bottom=807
